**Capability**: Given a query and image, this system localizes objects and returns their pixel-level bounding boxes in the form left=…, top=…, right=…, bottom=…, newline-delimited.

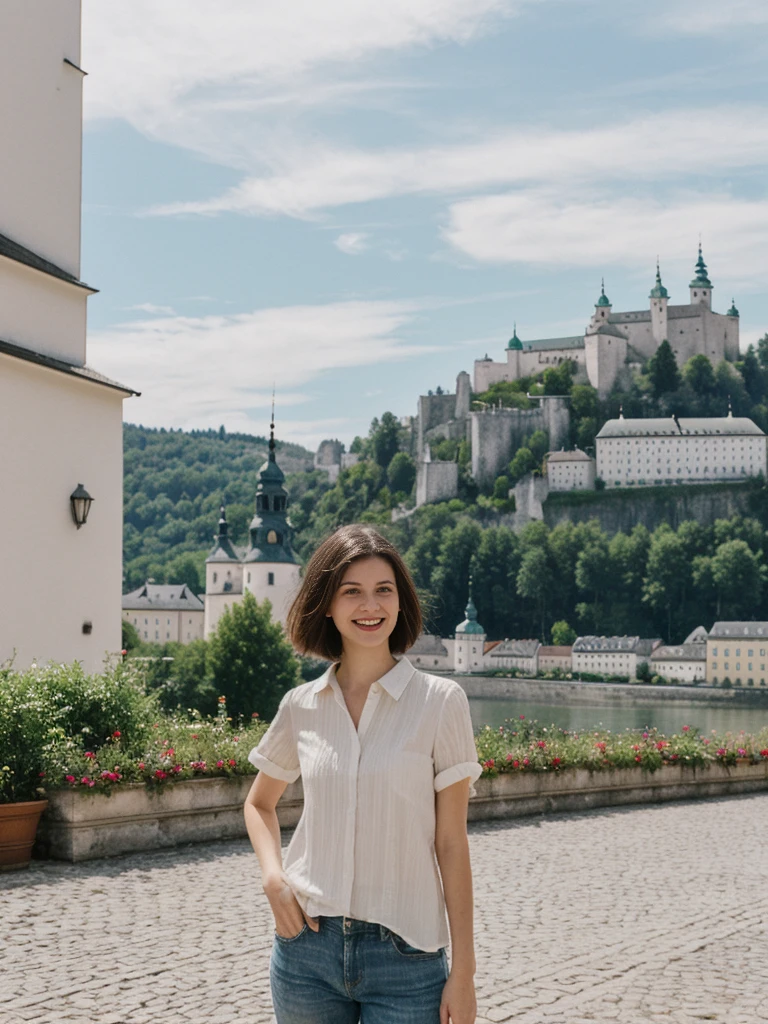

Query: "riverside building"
left=122, top=583, right=205, bottom=645
left=706, top=622, right=768, bottom=686
left=595, top=410, right=766, bottom=489
left=572, top=636, right=662, bottom=679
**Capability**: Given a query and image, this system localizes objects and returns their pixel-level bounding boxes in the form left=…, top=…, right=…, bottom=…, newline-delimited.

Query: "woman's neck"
left=336, top=644, right=398, bottom=693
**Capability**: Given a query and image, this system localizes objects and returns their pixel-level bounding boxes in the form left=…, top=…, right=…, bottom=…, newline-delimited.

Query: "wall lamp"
left=70, top=483, right=94, bottom=529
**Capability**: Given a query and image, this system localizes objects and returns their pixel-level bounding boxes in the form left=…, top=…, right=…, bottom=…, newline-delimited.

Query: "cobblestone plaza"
left=1, top=794, right=766, bottom=1024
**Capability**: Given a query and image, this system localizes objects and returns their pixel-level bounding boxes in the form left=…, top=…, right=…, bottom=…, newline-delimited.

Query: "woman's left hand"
left=440, top=971, right=476, bottom=1024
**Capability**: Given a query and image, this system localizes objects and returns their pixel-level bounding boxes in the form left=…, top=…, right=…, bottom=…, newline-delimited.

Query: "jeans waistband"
left=319, top=915, right=390, bottom=940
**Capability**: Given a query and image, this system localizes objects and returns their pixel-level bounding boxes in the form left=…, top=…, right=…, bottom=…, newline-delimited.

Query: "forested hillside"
left=123, top=337, right=768, bottom=645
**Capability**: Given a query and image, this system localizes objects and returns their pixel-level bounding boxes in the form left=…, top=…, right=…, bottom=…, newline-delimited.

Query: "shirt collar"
left=310, top=655, right=415, bottom=704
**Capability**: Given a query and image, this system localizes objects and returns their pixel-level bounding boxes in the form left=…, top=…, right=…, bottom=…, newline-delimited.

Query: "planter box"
left=35, top=762, right=768, bottom=863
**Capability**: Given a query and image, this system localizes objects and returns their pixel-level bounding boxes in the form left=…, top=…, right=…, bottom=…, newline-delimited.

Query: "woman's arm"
left=435, top=776, right=476, bottom=976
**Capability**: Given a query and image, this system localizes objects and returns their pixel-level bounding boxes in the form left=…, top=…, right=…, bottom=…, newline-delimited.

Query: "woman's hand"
left=440, top=971, right=476, bottom=1024
left=264, top=877, right=319, bottom=939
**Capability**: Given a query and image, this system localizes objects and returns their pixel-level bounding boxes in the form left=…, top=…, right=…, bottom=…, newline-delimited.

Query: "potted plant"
left=0, top=672, right=49, bottom=870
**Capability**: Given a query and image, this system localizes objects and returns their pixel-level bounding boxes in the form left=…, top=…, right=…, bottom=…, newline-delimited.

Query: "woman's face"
left=327, top=556, right=400, bottom=654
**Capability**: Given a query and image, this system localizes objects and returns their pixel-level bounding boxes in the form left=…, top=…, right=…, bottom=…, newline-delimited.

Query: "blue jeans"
left=270, top=914, right=449, bottom=1023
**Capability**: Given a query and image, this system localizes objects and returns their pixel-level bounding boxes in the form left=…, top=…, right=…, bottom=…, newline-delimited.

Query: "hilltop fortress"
left=414, top=248, right=741, bottom=500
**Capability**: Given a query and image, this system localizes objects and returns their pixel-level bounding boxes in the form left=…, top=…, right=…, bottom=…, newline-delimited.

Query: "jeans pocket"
left=274, top=922, right=308, bottom=944
left=388, top=931, right=444, bottom=959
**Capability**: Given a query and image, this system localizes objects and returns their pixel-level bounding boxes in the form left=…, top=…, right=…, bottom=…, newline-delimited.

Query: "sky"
left=82, top=0, right=768, bottom=452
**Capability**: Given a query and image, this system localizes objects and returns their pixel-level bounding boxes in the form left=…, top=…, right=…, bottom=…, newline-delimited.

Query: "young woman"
left=244, top=524, right=481, bottom=1024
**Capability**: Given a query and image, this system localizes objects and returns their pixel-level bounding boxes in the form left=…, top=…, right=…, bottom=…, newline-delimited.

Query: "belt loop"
left=379, top=923, right=389, bottom=941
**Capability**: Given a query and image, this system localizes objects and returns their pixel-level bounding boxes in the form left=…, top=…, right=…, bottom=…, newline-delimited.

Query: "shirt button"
left=371, top=683, right=380, bottom=694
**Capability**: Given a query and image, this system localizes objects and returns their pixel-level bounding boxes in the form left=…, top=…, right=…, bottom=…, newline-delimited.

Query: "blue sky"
left=82, top=0, right=768, bottom=451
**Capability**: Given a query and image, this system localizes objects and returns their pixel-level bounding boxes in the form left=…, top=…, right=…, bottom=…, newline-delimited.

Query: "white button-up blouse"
left=248, top=655, right=482, bottom=951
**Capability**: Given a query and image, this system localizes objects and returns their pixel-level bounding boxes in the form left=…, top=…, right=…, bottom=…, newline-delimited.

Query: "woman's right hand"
left=264, top=878, right=319, bottom=938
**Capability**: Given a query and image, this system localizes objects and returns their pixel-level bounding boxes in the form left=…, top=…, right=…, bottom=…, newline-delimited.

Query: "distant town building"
left=572, top=636, right=662, bottom=679
left=122, top=583, right=204, bottom=644
left=0, top=2, right=137, bottom=672
left=314, top=439, right=360, bottom=483
left=707, top=621, right=768, bottom=686
left=407, top=633, right=454, bottom=671
left=596, top=410, right=766, bottom=489
left=204, top=419, right=301, bottom=637
left=545, top=449, right=596, bottom=491
left=537, top=646, right=573, bottom=673
left=650, top=626, right=708, bottom=682
left=488, top=639, right=541, bottom=675
left=474, top=250, right=739, bottom=398
left=454, top=584, right=486, bottom=673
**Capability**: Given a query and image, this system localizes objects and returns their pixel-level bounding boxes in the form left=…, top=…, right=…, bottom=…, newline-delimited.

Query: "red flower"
left=513, top=760, right=520, bottom=768
left=519, top=715, right=525, bottom=720
left=252, top=712, right=259, bottom=718
left=81, top=777, right=95, bottom=787
left=716, top=748, right=727, bottom=757
left=551, top=757, right=561, bottom=767
left=631, top=744, right=640, bottom=751
left=112, top=730, right=121, bottom=739
left=483, top=758, right=495, bottom=769
left=635, top=756, right=642, bottom=763
left=38, top=771, right=46, bottom=777
left=233, top=737, right=240, bottom=743
left=154, top=769, right=167, bottom=780
left=228, top=759, right=236, bottom=767
left=537, top=740, right=547, bottom=749
left=84, top=751, right=95, bottom=759
left=505, top=752, right=513, bottom=761
left=65, top=774, right=76, bottom=784
left=138, top=762, right=145, bottom=770
left=216, top=760, right=224, bottom=768
left=682, top=725, right=690, bottom=732
left=595, top=741, right=606, bottom=753
left=656, top=741, right=666, bottom=750
left=191, top=734, right=198, bottom=740
left=760, top=749, right=768, bottom=759
left=522, top=757, right=530, bottom=767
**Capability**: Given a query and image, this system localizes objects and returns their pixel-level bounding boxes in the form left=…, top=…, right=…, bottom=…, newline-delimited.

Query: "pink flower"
left=682, top=725, right=690, bottom=732
left=595, top=741, right=607, bottom=753
left=519, top=715, right=525, bottom=721
left=84, top=751, right=95, bottom=759
left=537, top=740, right=547, bottom=749
left=154, top=769, right=167, bottom=780
left=191, top=734, right=198, bottom=740
left=513, top=759, right=520, bottom=768
left=656, top=741, right=666, bottom=750
left=716, top=748, right=727, bottom=757
left=138, top=762, right=145, bottom=770
left=80, top=777, right=95, bottom=787
left=233, top=737, right=239, bottom=743
left=216, top=760, right=224, bottom=768
left=642, top=732, right=649, bottom=739
left=65, top=774, right=76, bottom=784
left=505, top=753, right=513, bottom=761
left=252, top=712, right=259, bottom=718
left=171, top=764, right=182, bottom=774
left=635, top=756, right=642, bottom=763
left=737, top=748, right=747, bottom=757
left=522, top=757, right=530, bottom=767
left=631, top=744, right=640, bottom=751
left=551, top=757, right=561, bottom=767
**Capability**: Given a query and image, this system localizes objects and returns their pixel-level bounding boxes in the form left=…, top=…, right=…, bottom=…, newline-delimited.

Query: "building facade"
left=650, top=626, right=708, bottom=682
left=0, top=0, right=136, bottom=673
left=488, top=639, right=541, bottom=675
left=407, top=633, right=455, bottom=672
left=572, top=636, right=662, bottom=679
left=204, top=422, right=301, bottom=638
left=537, top=646, right=573, bottom=672
left=546, top=449, right=596, bottom=491
left=122, top=584, right=205, bottom=645
left=706, top=622, right=768, bottom=686
left=474, top=251, right=739, bottom=398
left=454, top=586, right=486, bottom=673
left=595, top=411, right=766, bottom=489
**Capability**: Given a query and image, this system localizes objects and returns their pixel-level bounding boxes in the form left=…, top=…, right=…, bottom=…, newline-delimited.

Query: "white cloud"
left=442, top=189, right=768, bottom=286
left=652, top=0, right=768, bottom=33
left=124, top=302, right=177, bottom=315
left=334, top=232, right=369, bottom=255
left=89, top=299, right=437, bottom=446
left=82, top=0, right=520, bottom=132
left=150, top=107, right=768, bottom=218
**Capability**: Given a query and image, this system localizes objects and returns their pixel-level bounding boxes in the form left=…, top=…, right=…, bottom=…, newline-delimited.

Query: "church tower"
left=242, top=412, right=301, bottom=629
left=590, top=280, right=612, bottom=330
left=454, top=577, right=486, bottom=673
left=204, top=505, right=244, bottom=639
left=649, top=261, right=669, bottom=345
left=689, top=244, right=713, bottom=309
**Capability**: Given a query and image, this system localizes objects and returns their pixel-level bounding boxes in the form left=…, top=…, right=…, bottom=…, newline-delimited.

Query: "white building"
left=407, top=633, right=455, bottom=672
left=596, top=411, right=766, bottom=489
left=487, top=639, right=541, bottom=675
left=0, top=0, right=136, bottom=673
left=204, top=422, right=301, bottom=637
left=707, top=621, right=768, bottom=686
left=537, top=646, right=573, bottom=672
left=453, top=587, right=486, bottom=673
left=474, top=253, right=740, bottom=398
left=546, top=449, right=596, bottom=491
left=650, top=626, right=707, bottom=682
left=572, top=636, right=662, bottom=679
left=122, top=584, right=205, bottom=645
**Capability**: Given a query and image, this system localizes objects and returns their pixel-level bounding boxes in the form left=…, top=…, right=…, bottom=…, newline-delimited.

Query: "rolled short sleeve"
left=247, top=690, right=301, bottom=783
left=433, top=684, right=482, bottom=798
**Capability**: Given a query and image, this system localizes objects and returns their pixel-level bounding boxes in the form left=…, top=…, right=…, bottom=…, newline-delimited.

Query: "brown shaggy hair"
left=286, top=524, right=422, bottom=661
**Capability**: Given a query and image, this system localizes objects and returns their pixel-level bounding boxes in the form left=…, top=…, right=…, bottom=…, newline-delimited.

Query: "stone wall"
left=471, top=398, right=570, bottom=490
left=542, top=481, right=757, bottom=536
left=416, top=459, right=459, bottom=506
left=416, top=393, right=458, bottom=453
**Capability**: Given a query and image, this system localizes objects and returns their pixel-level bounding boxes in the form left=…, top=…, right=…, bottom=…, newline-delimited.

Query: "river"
left=467, top=696, right=768, bottom=736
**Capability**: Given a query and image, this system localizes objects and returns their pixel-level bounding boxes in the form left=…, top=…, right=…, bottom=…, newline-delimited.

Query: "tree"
left=551, top=621, right=576, bottom=646
left=642, top=528, right=689, bottom=639
left=738, top=345, right=764, bottom=404
left=527, top=430, right=550, bottom=463
left=648, top=340, right=681, bottom=399
left=493, top=475, right=510, bottom=500
left=543, top=361, right=575, bottom=395
left=121, top=619, right=141, bottom=652
left=156, top=639, right=217, bottom=714
left=207, top=592, right=300, bottom=719
left=682, top=354, right=716, bottom=397
left=370, top=412, right=402, bottom=469
left=387, top=452, right=416, bottom=496
left=710, top=539, right=763, bottom=618
left=758, top=333, right=768, bottom=370
left=508, top=447, right=536, bottom=485
left=516, top=546, right=553, bottom=639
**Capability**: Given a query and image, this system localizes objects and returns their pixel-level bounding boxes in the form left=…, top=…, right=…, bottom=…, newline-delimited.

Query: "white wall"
left=0, top=259, right=88, bottom=365
left=0, top=0, right=83, bottom=275
left=0, top=357, right=125, bottom=673
left=244, top=562, right=302, bottom=630
left=124, top=609, right=205, bottom=645
left=651, top=659, right=705, bottom=682
left=597, top=433, right=766, bottom=488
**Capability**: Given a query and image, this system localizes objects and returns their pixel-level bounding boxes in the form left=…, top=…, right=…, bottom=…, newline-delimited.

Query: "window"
left=213, top=572, right=218, bottom=584
left=267, top=529, right=278, bottom=544
left=268, top=572, right=275, bottom=585
left=712, top=647, right=718, bottom=656
left=144, top=618, right=148, bottom=625
left=247, top=572, right=251, bottom=584
left=155, top=631, right=159, bottom=640
left=155, top=618, right=159, bottom=625
left=166, top=632, right=170, bottom=640
left=167, top=618, right=171, bottom=625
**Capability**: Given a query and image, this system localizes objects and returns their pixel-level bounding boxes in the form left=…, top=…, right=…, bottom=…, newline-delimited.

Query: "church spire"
left=596, top=278, right=611, bottom=308
left=690, top=243, right=713, bottom=289
left=245, top=400, right=298, bottom=567
left=650, top=259, right=668, bottom=299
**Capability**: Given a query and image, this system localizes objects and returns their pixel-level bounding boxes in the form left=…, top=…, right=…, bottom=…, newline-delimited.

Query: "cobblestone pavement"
left=1, top=794, right=767, bottom=1024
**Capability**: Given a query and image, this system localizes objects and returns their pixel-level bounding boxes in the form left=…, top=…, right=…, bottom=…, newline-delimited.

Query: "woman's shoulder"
left=407, top=663, right=466, bottom=703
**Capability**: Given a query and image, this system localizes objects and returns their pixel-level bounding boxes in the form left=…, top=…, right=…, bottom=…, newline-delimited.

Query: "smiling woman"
left=243, top=523, right=481, bottom=1023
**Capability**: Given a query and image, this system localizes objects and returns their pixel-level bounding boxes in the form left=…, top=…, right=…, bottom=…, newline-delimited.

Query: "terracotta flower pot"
left=0, top=799, right=48, bottom=871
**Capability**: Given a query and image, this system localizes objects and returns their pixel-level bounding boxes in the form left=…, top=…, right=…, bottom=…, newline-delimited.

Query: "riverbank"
left=451, top=674, right=768, bottom=707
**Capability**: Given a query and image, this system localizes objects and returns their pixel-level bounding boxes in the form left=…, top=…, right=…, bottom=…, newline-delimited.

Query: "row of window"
left=212, top=571, right=276, bottom=585
left=711, top=648, right=767, bottom=656
left=132, top=616, right=199, bottom=626
left=712, top=662, right=765, bottom=672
